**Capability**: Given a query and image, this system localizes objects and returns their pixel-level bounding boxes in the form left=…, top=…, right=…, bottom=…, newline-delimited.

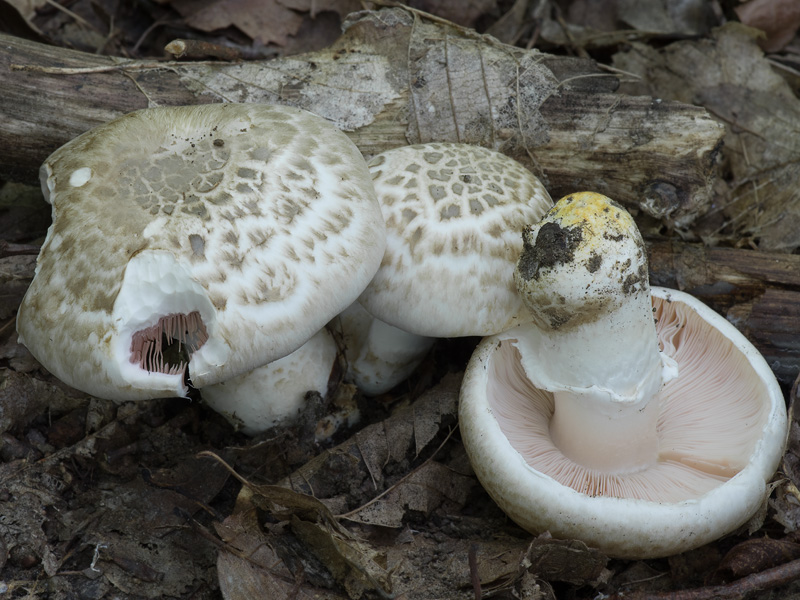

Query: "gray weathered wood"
left=0, top=8, right=723, bottom=229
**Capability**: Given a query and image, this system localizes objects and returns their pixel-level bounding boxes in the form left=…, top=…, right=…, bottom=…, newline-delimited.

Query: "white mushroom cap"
left=359, top=143, right=552, bottom=337
left=17, top=103, right=385, bottom=400
left=460, top=288, right=787, bottom=558
left=336, top=302, right=434, bottom=396
left=201, top=328, right=338, bottom=435
left=459, top=192, right=788, bottom=558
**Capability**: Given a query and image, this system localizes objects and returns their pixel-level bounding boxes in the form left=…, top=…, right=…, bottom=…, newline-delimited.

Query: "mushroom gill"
left=487, top=292, right=772, bottom=503
left=130, top=311, right=209, bottom=376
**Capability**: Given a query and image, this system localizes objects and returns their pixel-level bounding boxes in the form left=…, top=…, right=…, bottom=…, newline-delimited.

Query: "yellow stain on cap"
left=545, top=192, right=636, bottom=248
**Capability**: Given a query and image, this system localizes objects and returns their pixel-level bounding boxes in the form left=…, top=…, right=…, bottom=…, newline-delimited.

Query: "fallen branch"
left=0, top=7, right=722, bottom=229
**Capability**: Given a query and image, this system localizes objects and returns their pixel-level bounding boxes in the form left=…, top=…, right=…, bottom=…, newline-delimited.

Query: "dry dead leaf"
left=339, top=459, right=474, bottom=528
left=525, top=535, right=609, bottom=586
left=735, top=0, right=800, bottom=53
left=539, top=0, right=714, bottom=49
left=3, top=0, right=46, bottom=21
left=0, top=255, right=35, bottom=322
left=0, top=368, right=85, bottom=433
left=709, top=536, right=800, bottom=584
left=612, top=23, right=800, bottom=250
left=160, top=0, right=361, bottom=46
left=616, top=0, right=714, bottom=35
left=281, top=373, right=461, bottom=514
left=205, top=456, right=394, bottom=599
left=215, top=488, right=348, bottom=599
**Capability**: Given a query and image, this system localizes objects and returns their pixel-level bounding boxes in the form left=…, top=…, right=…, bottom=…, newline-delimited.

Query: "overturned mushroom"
left=17, top=103, right=385, bottom=401
left=459, top=192, right=788, bottom=558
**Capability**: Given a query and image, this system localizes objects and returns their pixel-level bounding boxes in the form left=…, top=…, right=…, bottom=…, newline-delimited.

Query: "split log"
left=1, top=7, right=723, bottom=229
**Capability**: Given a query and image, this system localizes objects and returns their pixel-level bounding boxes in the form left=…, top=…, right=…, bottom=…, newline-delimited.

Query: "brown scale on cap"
left=130, top=312, right=209, bottom=376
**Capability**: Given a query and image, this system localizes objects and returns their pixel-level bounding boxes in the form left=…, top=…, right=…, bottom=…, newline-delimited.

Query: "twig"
left=165, top=39, right=241, bottom=61
left=608, top=556, right=800, bottom=600
left=0, top=240, right=41, bottom=257
left=336, top=426, right=458, bottom=521
left=468, top=544, right=481, bottom=600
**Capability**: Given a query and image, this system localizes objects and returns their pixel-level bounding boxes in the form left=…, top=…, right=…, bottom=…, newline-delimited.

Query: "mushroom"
left=359, top=142, right=552, bottom=338
left=17, top=103, right=385, bottom=401
left=459, top=192, right=788, bottom=558
left=201, top=328, right=339, bottom=435
left=336, top=302, right=435, bottom=396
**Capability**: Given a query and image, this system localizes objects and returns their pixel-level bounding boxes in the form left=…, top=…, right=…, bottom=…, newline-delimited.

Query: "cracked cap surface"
left=18, top=103, right=385, bottom=400
left=359, top=143, right=552, bottom=337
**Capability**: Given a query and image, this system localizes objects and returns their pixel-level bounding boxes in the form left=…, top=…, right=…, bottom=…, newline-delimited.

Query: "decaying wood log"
left=648, top=240, right=800, bottom=384
left=1, top=7, right=723, bottom=229
left=2, top=240, right=799, bottom=385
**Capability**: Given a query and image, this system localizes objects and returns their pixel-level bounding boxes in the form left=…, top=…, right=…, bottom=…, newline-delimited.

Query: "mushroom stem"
left=550, top=387, right=660, bottom=473
left=513, top=192, right=678, bottom=472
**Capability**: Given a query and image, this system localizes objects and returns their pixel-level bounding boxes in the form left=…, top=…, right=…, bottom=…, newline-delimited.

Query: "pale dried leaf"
left=174, top=32, right=398, bottom=132
left=406, top=17, right=557, bottom=152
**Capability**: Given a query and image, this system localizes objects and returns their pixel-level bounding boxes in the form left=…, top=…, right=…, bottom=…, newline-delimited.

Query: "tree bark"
left=1, top=7, right=722, bottom=229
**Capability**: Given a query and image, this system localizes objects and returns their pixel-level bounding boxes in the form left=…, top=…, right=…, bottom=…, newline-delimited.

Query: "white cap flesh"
left=17, top=103, right=385, bottom=400
left=359, top=143, right=552, bottom=337
left=201, top=328, right=338, bottom=435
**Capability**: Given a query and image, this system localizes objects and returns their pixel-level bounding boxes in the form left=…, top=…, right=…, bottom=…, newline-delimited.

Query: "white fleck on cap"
left=17, top=103, right=385, bottom=400
left=359, top=143, right=552, bottom=337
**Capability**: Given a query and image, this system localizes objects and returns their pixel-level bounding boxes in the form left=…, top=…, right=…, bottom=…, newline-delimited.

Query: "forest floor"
left=2, top=0, right=800, bottom=598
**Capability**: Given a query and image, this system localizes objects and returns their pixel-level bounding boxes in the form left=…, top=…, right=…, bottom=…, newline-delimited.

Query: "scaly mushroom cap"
left=359, top=143, right=552, bottom=337
left=18, top=103, right=385, bottom=400
left=460, top=288, right=787, bottom=558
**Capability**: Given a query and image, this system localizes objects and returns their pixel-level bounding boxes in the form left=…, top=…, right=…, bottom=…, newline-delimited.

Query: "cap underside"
left=486, top=292, right=776, bottom=503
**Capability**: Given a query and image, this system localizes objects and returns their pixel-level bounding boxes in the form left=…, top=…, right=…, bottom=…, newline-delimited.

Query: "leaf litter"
left=4, top=0, right=800, bottom=598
